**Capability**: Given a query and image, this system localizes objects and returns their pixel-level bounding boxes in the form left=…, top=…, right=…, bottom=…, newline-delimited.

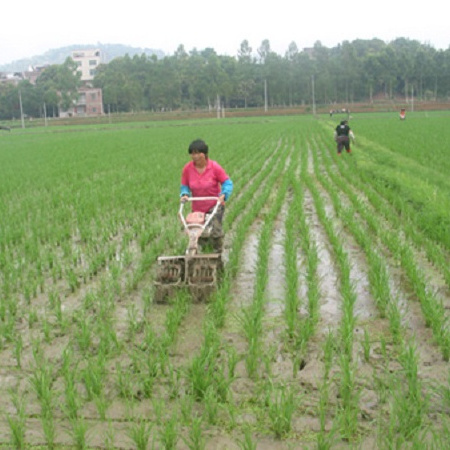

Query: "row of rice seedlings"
left=107, top=132, right=290, bottom=446
left=383, top=342, right=429, bottom=445
left=317, top=144, right=400, bottom=330
left=297, top=140, right=321, bottom=338
left=314, top=329, right=341, bottom=448
left=296, top=141, right=338, bottom=448
left=0, top=125, right=263, bottom=445
left=70, top=289, right=190, bottom=443
left=305, top=145, right=360, bottom=441
left=210, top=137, right=290, bottom=328
left=318, top=122, right=450, bottom=289
left=345, top=168, right=450, bottom=290
left=1, top=133, right=182, bottom=311
left=118, top=289, right=192, bottom=405
left=308, top=149, right=357, bottom=357
left=315, top=140, right=442, bottom=445
left=243, top=166, right=290, bottom=379
left=283, top=171, right=302, bottom=342
left=324, top=150, right=450, bottom=360
left=11, top=215, right=171, bottom=373
left=225, top=134, right=280, bottom=194
left=0, top=213, right=168, bottom=349
left=344, top=165, right=450, bottom=289
left=28, top=345, right=57, bottom=447
left=329, top=222, right=429, bottom=440
left=210, top=146, right=284, bottom=328
left=212, top=141, right=286, bottom=326
left=339, top=118, right=450, bottom=250
left=180, top=139, right=293, bottom=444
left=6, top=249, right=190, bottom=447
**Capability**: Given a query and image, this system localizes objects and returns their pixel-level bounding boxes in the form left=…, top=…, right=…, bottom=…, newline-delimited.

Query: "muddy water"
left=266, top=203, right=288, bottom=318
left=229, top=224, right=260, bottom=308
left=303, top=188, right=342, bottom=328
left=1, top=141, right=449, bottom=449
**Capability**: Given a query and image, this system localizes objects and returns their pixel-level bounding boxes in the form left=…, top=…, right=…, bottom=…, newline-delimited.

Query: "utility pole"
left=43, top=102, right=48, bottom=127
left=19, top=90, right=25, bottom=128
left=264, top=79, right=268, bottom=112
left=311, top=75, right=316, bottom=116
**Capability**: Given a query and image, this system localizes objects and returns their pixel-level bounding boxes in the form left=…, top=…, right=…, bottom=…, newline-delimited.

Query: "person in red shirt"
left=180, top=139, right=233, bottom=253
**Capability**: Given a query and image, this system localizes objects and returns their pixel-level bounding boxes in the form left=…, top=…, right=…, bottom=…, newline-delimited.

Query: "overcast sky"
left=1, top=0, right=448, bottom=66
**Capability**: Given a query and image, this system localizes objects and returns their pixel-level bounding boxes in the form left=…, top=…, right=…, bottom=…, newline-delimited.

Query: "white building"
left=71, top=49, right=102, bottom=82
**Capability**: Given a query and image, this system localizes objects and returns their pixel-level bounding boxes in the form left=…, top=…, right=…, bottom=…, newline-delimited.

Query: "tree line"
left=1, top=37, right=449, bottom=120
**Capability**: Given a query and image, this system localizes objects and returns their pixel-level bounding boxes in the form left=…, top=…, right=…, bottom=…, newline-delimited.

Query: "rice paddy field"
left=0, top=111, right=449, bottom=449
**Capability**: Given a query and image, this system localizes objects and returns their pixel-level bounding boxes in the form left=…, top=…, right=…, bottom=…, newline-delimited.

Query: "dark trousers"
left=337, top=135, right=350, bottom=153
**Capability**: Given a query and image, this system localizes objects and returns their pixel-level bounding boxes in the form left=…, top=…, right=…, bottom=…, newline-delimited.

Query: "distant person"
left=399, top=108, right=406, bottom=120
left=334, top=120, right=355, bottom=155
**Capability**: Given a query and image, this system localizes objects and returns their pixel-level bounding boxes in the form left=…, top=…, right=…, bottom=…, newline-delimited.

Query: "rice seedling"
left=226, top=345, right=239, bottom=380
left=237, top=425, right=257, bottom=450
left=180, top=394, right=195, bottom=424
left=69, top=415, right=89, bottom=449
left=151, top=397, right=164, bottom=425
left=74, top=314, right=93, bottom=354
left=338, top=360, right=359, bottom=440
left=323, top=329, right=335, bottom=381
left=81, top=355, right=105, bottom=401
left=128, top=419, right=153, bottom=450
left=126, top=303, right=142, bottom=339
left=61, top=349, right=81, bottom=421
left=29, top=356, right=54, bottom=419
left=167, top=364, right=182, bottom=400
left=115, top=362, right=134, bottom=400
left=182, top=415, right=205, bottom=450
left=316, top=379, right=337, bottom=449
left=41, top=411, right=56, bottom=449
left=6, top=389, right=27, bottom=449
left=204, top=385, right=220, bottom=425
left=265, top=381, right=296, bottom=439
left=157, top=412, right=179, bottom=449
left=393, top=343, right=428, bottom=438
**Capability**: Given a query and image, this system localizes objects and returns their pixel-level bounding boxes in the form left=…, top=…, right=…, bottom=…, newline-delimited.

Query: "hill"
left=0, top=43, right=165, bottom=72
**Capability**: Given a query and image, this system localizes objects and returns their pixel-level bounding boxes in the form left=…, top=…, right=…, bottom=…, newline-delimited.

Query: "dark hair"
left=188, top=139, right=208, bottom=155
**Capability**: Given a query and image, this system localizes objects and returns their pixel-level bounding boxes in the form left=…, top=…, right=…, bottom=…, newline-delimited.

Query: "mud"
left=0, top=138, right=449, bottom=449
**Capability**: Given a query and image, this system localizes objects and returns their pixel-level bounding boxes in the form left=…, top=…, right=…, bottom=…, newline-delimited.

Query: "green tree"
left=35, top=57, right=81, bottom=115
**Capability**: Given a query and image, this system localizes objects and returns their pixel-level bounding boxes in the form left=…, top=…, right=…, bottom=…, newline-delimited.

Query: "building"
left=2, top=50, right=104, bottom=118
left=71, top=49, right=102, bottom=82
left=59, top=49, right=104, bottom=117
left=59, top=86, right=103, bottom=118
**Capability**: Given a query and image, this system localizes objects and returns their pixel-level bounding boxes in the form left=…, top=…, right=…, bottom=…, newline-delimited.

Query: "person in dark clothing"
left=334, top=120, right=355, bottom=155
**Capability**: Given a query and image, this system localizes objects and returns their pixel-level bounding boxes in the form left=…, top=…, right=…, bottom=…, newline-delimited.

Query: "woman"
left=180, top=139, right=233, bottom=253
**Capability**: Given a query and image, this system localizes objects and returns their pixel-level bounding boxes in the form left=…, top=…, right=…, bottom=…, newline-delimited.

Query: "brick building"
left=59, top=86, right=103, bottom=118
left=59, top=49, right=104, bottom=117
